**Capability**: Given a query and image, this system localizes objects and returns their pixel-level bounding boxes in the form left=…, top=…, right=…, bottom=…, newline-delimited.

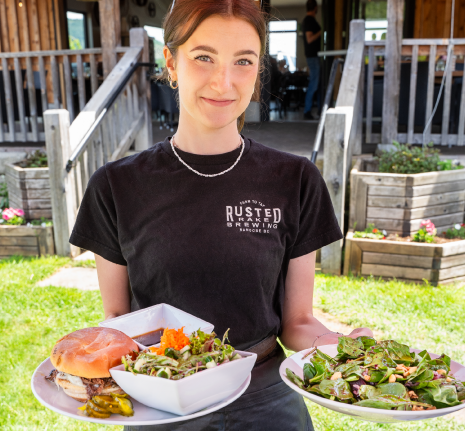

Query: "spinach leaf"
left=367, top=370, right=385, bottom=383
left=306, top=384, right=332, bottom=399
left=358, top=385, right=380, bottom=400
left=286, top=368, right=304, bottom=389
left=319, top=378, right=354, bottom=400
left=378, top=340, right=414, bottom=363
left=427, top=358, right=451, bottom=373
left=337, top=336, right=365, bottom=358
left=303, top=363, right=316, bottom=383
left=378, top=367, right=396, bottom=384
left=377, top=382, right=409, bottom=399
left=356, top=336, right=377, bottom=350
left=314, top=349, right=337, bottom=365
left=417, top=385, right=461, bottom=408
left=335, top=362, right=363, bottom=379
left=307, top=357, right=332, bottom=383
left=354, top=395, right=431, bottom=410
left=364, top=351, right=397, bottom=369
left=412, top=369, right=435, bottom=383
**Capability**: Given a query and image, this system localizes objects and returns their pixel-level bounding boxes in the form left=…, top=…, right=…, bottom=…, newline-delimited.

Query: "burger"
left=45, top=327, right=138, bottom=402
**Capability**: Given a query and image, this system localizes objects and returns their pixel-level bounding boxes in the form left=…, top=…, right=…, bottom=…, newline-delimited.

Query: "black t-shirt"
left=69, top=137, right=342, bottom=351
left=302, top=15, right=321, bottom=58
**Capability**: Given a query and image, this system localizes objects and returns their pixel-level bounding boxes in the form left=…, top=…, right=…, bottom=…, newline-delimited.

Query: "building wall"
left=414, top=0, right=465, bottom=39
left=0, top=0, right=66, bottom=53
left=270, top=4, right=323, bottom=70
left=120, top=0, right=171, bottom=45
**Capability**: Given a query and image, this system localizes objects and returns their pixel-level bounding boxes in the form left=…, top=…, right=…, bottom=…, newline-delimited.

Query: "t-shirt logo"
left=226, top=200, right=282, bottom=234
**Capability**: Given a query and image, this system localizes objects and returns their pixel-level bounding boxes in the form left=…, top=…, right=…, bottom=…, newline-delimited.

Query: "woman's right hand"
left=347, top=327, right=374, bottom=339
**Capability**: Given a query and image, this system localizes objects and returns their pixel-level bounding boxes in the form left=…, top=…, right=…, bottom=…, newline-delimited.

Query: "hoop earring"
left=168, top=75, right=178, bottom=89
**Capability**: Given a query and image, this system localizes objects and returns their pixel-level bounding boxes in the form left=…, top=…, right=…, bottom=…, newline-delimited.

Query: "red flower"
left=373, top=228, right=378, bottom=233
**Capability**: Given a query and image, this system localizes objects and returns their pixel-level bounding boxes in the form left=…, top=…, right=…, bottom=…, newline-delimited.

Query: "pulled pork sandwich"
left=45, top=327, right=138, bottom=402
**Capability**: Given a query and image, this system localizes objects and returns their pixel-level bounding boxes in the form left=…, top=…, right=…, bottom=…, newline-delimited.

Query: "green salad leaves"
left=123, top=329, right=242, bottom=381
left=286, top=337, right=465, bottom=411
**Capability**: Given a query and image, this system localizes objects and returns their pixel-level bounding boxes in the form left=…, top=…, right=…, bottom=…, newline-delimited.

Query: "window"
left=269, top=20, right=297, bottom=72
left=144, top=26, right=166, bottom=69
left=364, top=0, right=387, bottom=41
left=67, top=11, right=86, bottom=49
left=365, top=20, right=388, bottom=41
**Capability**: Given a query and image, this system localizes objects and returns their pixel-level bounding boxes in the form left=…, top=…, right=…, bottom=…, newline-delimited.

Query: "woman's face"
left=165, top=15, right=261, bottom=130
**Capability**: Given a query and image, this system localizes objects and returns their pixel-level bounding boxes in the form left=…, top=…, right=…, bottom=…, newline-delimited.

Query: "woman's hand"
left=347, top=327, right=374, bottom=339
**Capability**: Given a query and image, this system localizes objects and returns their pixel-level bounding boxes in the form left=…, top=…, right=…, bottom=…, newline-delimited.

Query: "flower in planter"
left=413, top=220, right=436, bottom=243
left=420, top=219, right=437, bottom=236
left=1, top=207, right=26, bottom=226
left=29, top=217, right=53, bottom=227
left=354, top=223, right=386, bottom=240
left=445, top=223, right=465, bottom=240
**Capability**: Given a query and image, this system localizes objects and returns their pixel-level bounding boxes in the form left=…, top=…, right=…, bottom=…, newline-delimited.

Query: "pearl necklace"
left=170, top=135, right=245, bottom=178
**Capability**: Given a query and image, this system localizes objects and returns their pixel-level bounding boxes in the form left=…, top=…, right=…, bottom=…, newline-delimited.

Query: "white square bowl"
left=99, top=303, right=214, bottom=349
left=110, top=351, right=256, bottom=416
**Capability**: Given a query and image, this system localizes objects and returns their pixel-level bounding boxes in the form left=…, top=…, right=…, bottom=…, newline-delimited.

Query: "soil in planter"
left=15, top=150, right=47, bottom=168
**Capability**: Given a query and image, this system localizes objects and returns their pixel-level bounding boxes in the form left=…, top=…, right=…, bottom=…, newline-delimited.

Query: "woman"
left=70, top=1, right=373, bottom=429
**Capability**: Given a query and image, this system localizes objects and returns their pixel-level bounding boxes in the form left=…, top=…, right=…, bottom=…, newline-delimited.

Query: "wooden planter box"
left=5, top=164, right=52, bottom=219
left=0, top=225, right=55, bottom=258
left=344, top=230, right=465, bottom=286
left=349, top=158, right=465, bottom=236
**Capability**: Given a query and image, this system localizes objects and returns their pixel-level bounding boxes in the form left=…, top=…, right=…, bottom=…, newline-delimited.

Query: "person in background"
left=302, top=0, right=321, bottom=120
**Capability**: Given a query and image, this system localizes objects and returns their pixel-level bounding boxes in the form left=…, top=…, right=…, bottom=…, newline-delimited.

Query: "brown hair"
left=162, top=0, right=267, bottom=132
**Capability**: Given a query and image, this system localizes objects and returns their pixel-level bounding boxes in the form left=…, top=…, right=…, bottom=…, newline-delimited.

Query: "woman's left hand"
left=347, top=327, right=374, bottom=339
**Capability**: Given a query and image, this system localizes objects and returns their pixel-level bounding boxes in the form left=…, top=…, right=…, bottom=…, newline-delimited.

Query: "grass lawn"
left=1, top=257, right=464, bottom=430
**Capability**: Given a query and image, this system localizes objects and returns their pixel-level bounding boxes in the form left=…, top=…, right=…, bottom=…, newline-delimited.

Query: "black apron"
left=124, top=344, right=313, bottom=431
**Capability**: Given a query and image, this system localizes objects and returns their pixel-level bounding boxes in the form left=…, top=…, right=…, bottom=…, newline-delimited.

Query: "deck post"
left=381, top=0, right=405, bottom=148
left=321, top=108, right=351, bottom=275
left=99, top=0, right=120, bottom=79
left=44, top=110, right=79, bottom=257
left=335, top=20, right=365, bottom=157
left=130, top=28, right=152, bottom=151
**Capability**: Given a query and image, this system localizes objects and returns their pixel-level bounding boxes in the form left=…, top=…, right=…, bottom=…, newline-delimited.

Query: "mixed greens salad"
left=286, top=336, right=465, bottom=411
left=122, top=329, right=242, bottom=380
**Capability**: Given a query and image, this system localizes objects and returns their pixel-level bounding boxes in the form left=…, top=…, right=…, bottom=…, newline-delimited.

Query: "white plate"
left=280, top=345, right=465, bottom=423
left=32, top=357, right=251, bottom=426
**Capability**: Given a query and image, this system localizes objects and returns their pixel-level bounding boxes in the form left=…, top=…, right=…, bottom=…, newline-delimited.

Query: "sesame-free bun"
left=50, top=327, right=138, bottom=379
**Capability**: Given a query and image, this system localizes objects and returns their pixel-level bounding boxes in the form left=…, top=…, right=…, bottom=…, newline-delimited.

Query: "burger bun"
left=51, top=327, right=138, bottom=379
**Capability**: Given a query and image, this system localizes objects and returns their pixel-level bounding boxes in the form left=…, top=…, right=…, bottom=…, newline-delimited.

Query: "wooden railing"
left=320, top=20, right=365, bottom=275
left=365, top=39, right=465, bottom=147
left=0, top=47, right=128, bottom=143
left=44, top=29, right=152, bottom=256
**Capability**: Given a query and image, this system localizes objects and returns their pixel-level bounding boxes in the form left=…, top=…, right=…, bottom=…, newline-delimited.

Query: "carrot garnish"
left=149, top=327, right=190, bottom=355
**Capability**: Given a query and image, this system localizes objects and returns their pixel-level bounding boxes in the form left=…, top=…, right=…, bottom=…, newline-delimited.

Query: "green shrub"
left=0, top=182, right=8, bottom=209
left=377, top=142, right=463, bottom=174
